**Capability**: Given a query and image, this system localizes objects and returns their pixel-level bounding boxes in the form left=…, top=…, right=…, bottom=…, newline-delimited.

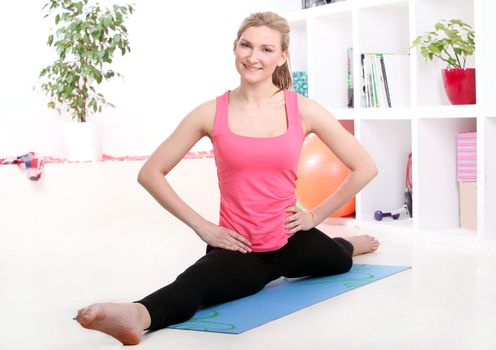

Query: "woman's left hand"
left=284, top=206, right=315, bottom=234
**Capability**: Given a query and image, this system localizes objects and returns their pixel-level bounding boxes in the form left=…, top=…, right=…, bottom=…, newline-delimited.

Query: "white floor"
left=1, top=218, right=496, bottom=350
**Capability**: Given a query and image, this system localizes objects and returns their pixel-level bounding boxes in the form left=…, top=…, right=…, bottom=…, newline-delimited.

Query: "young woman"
left=75, top=11, right=379, bottom=345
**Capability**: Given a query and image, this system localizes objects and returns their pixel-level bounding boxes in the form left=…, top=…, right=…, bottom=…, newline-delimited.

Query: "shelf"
left=350, top=107, right=413, bottom=120
left=328, top=105, right=478, bottom=121
left=331, top=107, right=413, bottom=120
left=356, top=0, right=408, bottom=10
left=356, top=1, right=410, bottom=109
left=356, top=0, right=410, bottom=55
left=413, top=105, right=479, bottom=119
left=414, top=0, right=476, bottom=107
left=356, top=218, right=414, bottom=231
left=326, top=216, right=479, bottom=241
left=287, top=0, right=409, bottom=22
left=476, top=0, right=496, bottom=116
left=289, top=21, right=307, bottom=72
left=307, top=10, right=352, bottom=108
left=356, top=119, right=411, bottom=221
left=482, top=117, right=496, bottom=239
left=286, top=0, right=493, bottom=239
left=286, top=0, right=352, bottom=22
left=414, top=118, right=476, bottom=230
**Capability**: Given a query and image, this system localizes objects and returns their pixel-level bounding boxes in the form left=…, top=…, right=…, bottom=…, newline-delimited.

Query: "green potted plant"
left=39, top=0, right=134, bottom=161
left=411, top=19, right=475, bottom=105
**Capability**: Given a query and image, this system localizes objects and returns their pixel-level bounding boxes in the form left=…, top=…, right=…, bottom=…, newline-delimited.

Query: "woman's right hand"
left=195, top=221, right=252, bottom=254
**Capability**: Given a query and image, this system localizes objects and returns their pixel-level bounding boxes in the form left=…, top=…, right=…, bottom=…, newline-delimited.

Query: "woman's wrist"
left=189, top=216, right=209, bottom=234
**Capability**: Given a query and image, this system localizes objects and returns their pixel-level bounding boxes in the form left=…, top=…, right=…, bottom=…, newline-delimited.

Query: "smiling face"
left=234, top=25, right=288, bottom=85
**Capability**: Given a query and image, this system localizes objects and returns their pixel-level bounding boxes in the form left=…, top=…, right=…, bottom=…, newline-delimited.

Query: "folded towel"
left=0, top=152, right=45, bottom=181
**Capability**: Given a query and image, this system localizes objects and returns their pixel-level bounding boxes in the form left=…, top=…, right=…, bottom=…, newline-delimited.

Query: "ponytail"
left=273, top=60, right=292, bottom=90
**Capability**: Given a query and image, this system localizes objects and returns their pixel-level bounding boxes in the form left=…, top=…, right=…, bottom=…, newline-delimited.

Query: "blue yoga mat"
left=169, top=264, right=411, bottom=334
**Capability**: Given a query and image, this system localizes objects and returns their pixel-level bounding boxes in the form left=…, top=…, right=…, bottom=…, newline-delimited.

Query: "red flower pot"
left=441, top=68, right=476, bottom=105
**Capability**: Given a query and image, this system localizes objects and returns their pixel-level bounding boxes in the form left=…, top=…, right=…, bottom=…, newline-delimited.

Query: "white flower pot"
left=62, top=121, right=103, bottom=162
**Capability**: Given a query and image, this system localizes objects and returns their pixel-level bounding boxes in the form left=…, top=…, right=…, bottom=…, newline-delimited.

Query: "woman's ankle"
left=133, top=302, right=152, bottom=330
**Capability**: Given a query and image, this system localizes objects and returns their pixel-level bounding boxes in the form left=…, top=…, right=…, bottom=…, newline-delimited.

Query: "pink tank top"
left=212, top=89, right=305, bottom=252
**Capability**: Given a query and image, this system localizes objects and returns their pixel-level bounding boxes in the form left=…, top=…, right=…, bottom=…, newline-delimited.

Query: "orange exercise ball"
left=296, top=135, right=355, bottom=218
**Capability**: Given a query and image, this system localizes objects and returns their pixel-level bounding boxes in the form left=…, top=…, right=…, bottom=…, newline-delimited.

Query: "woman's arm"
left=286, top=95, right=378, bottom=230
left=137, top=100, right=252, bottom=253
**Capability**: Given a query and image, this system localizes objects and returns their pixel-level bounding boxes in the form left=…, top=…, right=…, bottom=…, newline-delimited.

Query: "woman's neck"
left=234, top=81, right=282, bottom=107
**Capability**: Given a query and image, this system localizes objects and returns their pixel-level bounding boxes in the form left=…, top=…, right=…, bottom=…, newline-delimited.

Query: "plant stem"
left=81, top=77, right=87, bottom=122
left=454, top=50, right=462, bottom=68
left=442, top=47, right=459, bottom=68
left=434, top=54, right=453, bottom=67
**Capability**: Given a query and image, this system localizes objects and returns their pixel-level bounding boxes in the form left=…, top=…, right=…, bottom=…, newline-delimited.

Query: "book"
left=360, top=53, right=367, bottom=107
left=360, top=52, right=409, bottom=108
left=382, top=53, right=410, bottom=107
left=370, top=55, right=378, bottom=107
left=379, top=54, right=391, bottom=107
left=373, top=55, right=386, bottom=107
left=363, top=54, right=373, bottom=107
left=347, top=47, right=353, bottom=108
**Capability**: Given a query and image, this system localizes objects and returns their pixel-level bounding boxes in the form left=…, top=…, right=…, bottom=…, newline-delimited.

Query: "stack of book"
left=347, top=47, right=353, bottom=108
left=456, top=131, right=477, bottom=230
left=456, top=131, right=477, bottom=182
left=349, top=51, right=410, bottom=108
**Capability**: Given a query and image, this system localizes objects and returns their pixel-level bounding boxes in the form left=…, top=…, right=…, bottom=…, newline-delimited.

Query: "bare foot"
left=75, top=303, right=151, bottom=345
left=345, top=235, right=380, bottom=256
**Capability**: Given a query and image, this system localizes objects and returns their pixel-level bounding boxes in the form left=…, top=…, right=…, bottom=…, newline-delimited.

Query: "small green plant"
left=39, top=0, right=134, bottom=122
left=411, top=19, right=475, bottom=69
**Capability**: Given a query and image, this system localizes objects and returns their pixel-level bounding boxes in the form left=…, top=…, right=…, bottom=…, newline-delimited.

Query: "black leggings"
left=137, top=227, right=353, bottom=331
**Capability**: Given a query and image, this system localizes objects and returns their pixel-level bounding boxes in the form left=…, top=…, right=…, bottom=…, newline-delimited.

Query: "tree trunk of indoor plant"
left=442, top=68, right=476, bottom=105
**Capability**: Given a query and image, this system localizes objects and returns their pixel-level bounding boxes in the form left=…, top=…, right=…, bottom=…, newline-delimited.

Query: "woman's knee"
left=339, top=253, right=353, bottom=274
left=312, top=253, right=352, bottom=276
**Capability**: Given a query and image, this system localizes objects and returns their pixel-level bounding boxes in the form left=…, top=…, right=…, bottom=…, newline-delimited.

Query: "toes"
left=75, top=308, right=86, bottom=322
left=74, top=303, right=143, bottom=345
left=78, top=306, right=98, bottom=326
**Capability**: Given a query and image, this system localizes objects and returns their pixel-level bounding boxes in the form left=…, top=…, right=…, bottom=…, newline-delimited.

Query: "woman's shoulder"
left=192, top=98, right=216, bottom=115
left=296, top=93, right=336, bottom=117
left=191, top=89, right=230, bottom=115
left=295, top=93, right=338, bottom=134
left=295, top=93, right=318, bottom=113
left=190, top=89, right=233, bottom=121
left=184, top=98, right=217, bottom=137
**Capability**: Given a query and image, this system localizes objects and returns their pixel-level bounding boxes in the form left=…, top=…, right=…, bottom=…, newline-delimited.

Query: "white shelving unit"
left=285, top=0, right=495, bottom=240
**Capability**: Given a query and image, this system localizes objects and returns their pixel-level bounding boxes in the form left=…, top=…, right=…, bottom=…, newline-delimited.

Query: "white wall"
left=0, top=0, right=301, bottom=158
left=0, top=159, right=220, bottom=227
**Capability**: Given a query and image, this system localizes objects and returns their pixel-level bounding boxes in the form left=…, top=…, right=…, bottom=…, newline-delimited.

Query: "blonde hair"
left=236, top=11, right=292, bottom=90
